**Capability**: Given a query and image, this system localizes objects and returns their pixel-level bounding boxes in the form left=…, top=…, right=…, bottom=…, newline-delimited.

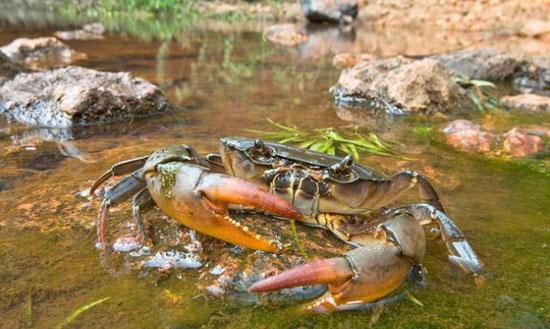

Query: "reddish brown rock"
left=263, top=24, right=309, bottom=47
left=442, top=120, right=496, bottom=153
left=332, top=52, right=376, bottom=69
left=501, top=93, right=550, bottom=113
left=502, top=127, right=545, bottom=158
left=0, top=37, right=86, bottom=69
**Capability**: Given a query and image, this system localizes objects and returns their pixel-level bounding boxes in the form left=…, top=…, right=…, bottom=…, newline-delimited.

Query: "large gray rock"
left=331, top=57, right=473, bottom=114
left=301, top=0, right=358, bottom=24
left=0, top=66, right=170, bottom=128
left=0, top=37, right=85, bottom=69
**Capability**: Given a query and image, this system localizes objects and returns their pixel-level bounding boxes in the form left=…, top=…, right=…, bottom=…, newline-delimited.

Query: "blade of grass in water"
left=290, top=220, right=308, bottom=259
left=249, top=119, right=400, bottom=160
left=405, top=290, right=424, bottom=307
left=55, top=297, right=110, bottom=329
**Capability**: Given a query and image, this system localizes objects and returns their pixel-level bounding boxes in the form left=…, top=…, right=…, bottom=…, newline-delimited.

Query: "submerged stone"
left=501, top=93, right=550, bottom=113
left=442, top=120, right=496, bottom=153
left=0, top=37, right=86, bottom=69
left=263, top=24, right=309, bottom=47
left=502, top=127, right=545, bottom=158
left=0, top=66, right=170, bottom=128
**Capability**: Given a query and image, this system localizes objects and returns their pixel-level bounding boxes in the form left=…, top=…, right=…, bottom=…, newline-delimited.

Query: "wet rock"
left=301, top=0, right=358, bottom=24
left=431, top=48, right=522, bottom=81
left=519, top=20, right=550, bottom=39
left=501, top=93, right=550, bottom=113
left=54, top=22, right=106, bottom=41
left=514, top=56, right=550, bottom=92
left=0, top=51, right=29, bottom=83
left=0, top=66, right=170, bottom=128
left=0, top=37, right=85, bottom=69
left=331, top=57, right=472, bottom=114
left=442, top=120, right=496, bottom=153
left=502, top=127, right=544, bottom=158
left=332, top=52, right=376, bottom=69
left=17, top=146, right=67, bottom=171
left=263, top=24, right=309, bottom=47
left=431, top=48, right=549, bottom=91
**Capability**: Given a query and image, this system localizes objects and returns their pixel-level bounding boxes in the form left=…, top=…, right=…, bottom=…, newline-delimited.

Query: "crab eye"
left=329, top=155, right=353, bottom=174
left=343, top=155, right=353, bottom=167
left=254, top=139, right=265, bottom=150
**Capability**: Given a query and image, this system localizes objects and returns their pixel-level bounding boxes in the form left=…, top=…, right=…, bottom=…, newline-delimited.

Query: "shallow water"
left=1, top=10, right=549, bottom=329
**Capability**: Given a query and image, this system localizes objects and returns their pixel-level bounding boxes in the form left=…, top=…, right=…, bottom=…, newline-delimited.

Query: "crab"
left=89, top=144, right=303, bottom=253
left=90, top=139, right=483, bottom=313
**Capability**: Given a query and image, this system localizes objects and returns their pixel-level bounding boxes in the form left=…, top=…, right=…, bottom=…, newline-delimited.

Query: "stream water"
left=0, top=9, right=549, bottom=329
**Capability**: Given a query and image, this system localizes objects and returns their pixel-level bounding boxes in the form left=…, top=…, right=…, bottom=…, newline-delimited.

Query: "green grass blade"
left=56, top=297, right=111, bottom=329
left=290, top=219, right=308, bottom=259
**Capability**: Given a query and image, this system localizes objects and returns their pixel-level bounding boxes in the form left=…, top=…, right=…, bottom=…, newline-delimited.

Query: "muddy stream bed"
left=0, top=11, right=549, bottom=329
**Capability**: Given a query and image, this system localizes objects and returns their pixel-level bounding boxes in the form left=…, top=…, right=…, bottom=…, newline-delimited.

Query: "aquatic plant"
left=249, top=119, right=399, bottom=159
left=454, top=77, right=501, bottom=113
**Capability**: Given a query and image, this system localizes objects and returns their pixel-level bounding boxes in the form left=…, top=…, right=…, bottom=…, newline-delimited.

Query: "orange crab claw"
left=249, top=240, right=412, bottom=312
left=198, top=174, right=304, bottom=221
left=249, top=257, right=352, bottom=292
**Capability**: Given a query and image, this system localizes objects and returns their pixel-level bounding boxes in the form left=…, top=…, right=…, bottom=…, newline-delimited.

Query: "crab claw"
left=250, top=214, right=424, bottom=312
left=147, top=162, right=303, bottom=253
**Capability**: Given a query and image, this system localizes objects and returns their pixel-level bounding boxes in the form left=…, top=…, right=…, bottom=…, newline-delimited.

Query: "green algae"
left=159, top=163, right=180, bottom=198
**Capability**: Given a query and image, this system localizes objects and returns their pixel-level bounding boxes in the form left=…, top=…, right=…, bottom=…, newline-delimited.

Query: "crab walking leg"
left=396, top=204, right=484, bottom=281
left=90, top=155, right=150, bottom=196
left=131, top=189, right=155, bottom=246
left=95, top=168, right=147, bottom=248
left=147, top=162, right=303, bottom=253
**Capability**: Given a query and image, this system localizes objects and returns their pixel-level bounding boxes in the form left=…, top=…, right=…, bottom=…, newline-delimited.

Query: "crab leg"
left=131, top=189, right=155, bottom=245
left=90, top=155, right=150, bottom=196
left=95, top=168, right=147, bottom=248
left=397, top=204, right=484, bottom=282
